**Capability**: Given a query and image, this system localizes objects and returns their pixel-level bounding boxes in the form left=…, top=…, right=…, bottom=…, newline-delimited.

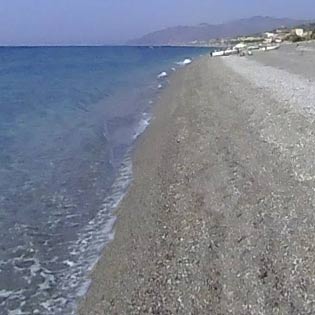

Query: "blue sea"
left=0, top=46, right=209, bottom=314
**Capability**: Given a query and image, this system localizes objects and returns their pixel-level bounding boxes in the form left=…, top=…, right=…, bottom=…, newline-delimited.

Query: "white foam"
left=133, top=113, right=151, bottom=140
left=0, top=289, right=13, bottom=298
left=54, top=153, right=134, bottom=315
left=157, top=71, right=168, bottom=79
left=8, top=309, right=28, bottom=315
left=38, top=271, right=55, bottom=291
left=63, top=260, right=75, bottom=267
left=176, top=58, right=192, bottom=66
left=29, top=258, right=41, bottom=277
left=2, top=290, right=27, bottom=315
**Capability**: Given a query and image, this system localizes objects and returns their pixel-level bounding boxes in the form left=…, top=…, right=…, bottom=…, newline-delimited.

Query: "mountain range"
left=128, top=16, right=306, bottom=46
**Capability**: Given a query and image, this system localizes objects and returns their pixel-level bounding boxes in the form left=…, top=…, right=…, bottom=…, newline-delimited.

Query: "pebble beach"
left=79, top=42, right=315, bottom=315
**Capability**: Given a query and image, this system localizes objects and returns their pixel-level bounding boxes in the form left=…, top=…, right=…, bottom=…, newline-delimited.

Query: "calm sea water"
left=0, top=46, right=209, bottom=314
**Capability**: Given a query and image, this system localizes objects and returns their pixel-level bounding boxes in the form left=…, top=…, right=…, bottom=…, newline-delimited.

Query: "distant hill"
left=128, top=16, right=307, bottom=46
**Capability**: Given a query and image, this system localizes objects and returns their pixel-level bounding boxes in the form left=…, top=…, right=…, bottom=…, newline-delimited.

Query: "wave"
left=133, top=113, right=152, bottom=140
left=51, top=111, right=152, bottom=314
left=57, top=154, right=133, bottom=315
left=176, top=58, right=192, bottom=66
left=157, top=71, right=168, bottom=79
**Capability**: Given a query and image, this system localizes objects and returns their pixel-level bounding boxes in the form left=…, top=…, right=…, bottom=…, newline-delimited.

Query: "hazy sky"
left=0, top=0, right=315, bottom=45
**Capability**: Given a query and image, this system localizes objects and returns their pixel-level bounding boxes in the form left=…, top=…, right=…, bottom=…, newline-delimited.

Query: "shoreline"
left=72, top=56, right=204, bottom=312
left=80, top=43, right=315, bottom=314
left=78, top=57, right=204, bottom=314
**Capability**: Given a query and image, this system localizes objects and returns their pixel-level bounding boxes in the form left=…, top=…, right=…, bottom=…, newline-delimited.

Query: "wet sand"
left=79, top=44, right=315, bottom=314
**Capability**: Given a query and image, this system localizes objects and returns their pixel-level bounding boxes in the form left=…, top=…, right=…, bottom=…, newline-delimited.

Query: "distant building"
left=275, top=28, right=291, bottom=34
left=264, top=32, right=276, bottom=38
left=237, top=36, right=264, bottom=43
left=294, top=28, right=304, bottom=37
left=264, top=38, right=273, bottom=44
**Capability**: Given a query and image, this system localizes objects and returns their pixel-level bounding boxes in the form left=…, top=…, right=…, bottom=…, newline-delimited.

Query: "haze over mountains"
left=128, top=16, right=306, bottom=46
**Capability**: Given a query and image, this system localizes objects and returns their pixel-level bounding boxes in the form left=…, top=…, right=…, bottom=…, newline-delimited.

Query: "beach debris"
left=157, top=71, right=168, bottom=79
left=158, top=84, right=163, bottom=89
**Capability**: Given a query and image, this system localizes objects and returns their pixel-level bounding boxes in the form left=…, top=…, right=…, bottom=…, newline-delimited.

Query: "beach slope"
left=80, top=47, right=315, bottom=314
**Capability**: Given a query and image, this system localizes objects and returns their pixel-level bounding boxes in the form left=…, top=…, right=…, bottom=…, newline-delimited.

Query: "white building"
left=264, top=38, right=273, bottom=44
left=295, top=28, right=304, bottom=37
left=264, top=32, right=276, bottom=38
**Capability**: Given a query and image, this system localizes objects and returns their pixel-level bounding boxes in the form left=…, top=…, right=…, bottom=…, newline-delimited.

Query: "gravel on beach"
left=79, top=43, right=315, bottom=315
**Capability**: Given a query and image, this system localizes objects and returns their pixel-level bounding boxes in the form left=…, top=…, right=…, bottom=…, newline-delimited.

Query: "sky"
left=0, top=0, right=315, bottom=45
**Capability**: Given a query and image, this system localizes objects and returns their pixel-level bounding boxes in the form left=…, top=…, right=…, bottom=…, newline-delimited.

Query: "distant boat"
left=266, top=45, right=280, bottom=51
left=260, top=45, right=280, bottom=51
left=211, top=50, right=225, bottom=57
left=247, top=45, right=260, bottom=51
left=223, top=48, right=239, bottom=56
left=211, top=48, right=238, bottom=57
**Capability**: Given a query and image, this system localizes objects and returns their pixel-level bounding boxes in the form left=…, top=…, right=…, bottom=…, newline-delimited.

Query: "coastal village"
left=219, top=24, right=315, bottom=46
left=228, top=23, right=313, bottom=46
left=209, top=23, right=315, bottom=56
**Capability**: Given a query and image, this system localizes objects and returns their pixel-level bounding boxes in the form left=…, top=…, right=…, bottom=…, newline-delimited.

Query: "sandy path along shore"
left=79, top=52, right=315, bottom=314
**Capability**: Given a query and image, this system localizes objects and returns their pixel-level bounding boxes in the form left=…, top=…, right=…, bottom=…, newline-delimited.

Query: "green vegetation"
left=288, top=34, right=303, bottom=42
